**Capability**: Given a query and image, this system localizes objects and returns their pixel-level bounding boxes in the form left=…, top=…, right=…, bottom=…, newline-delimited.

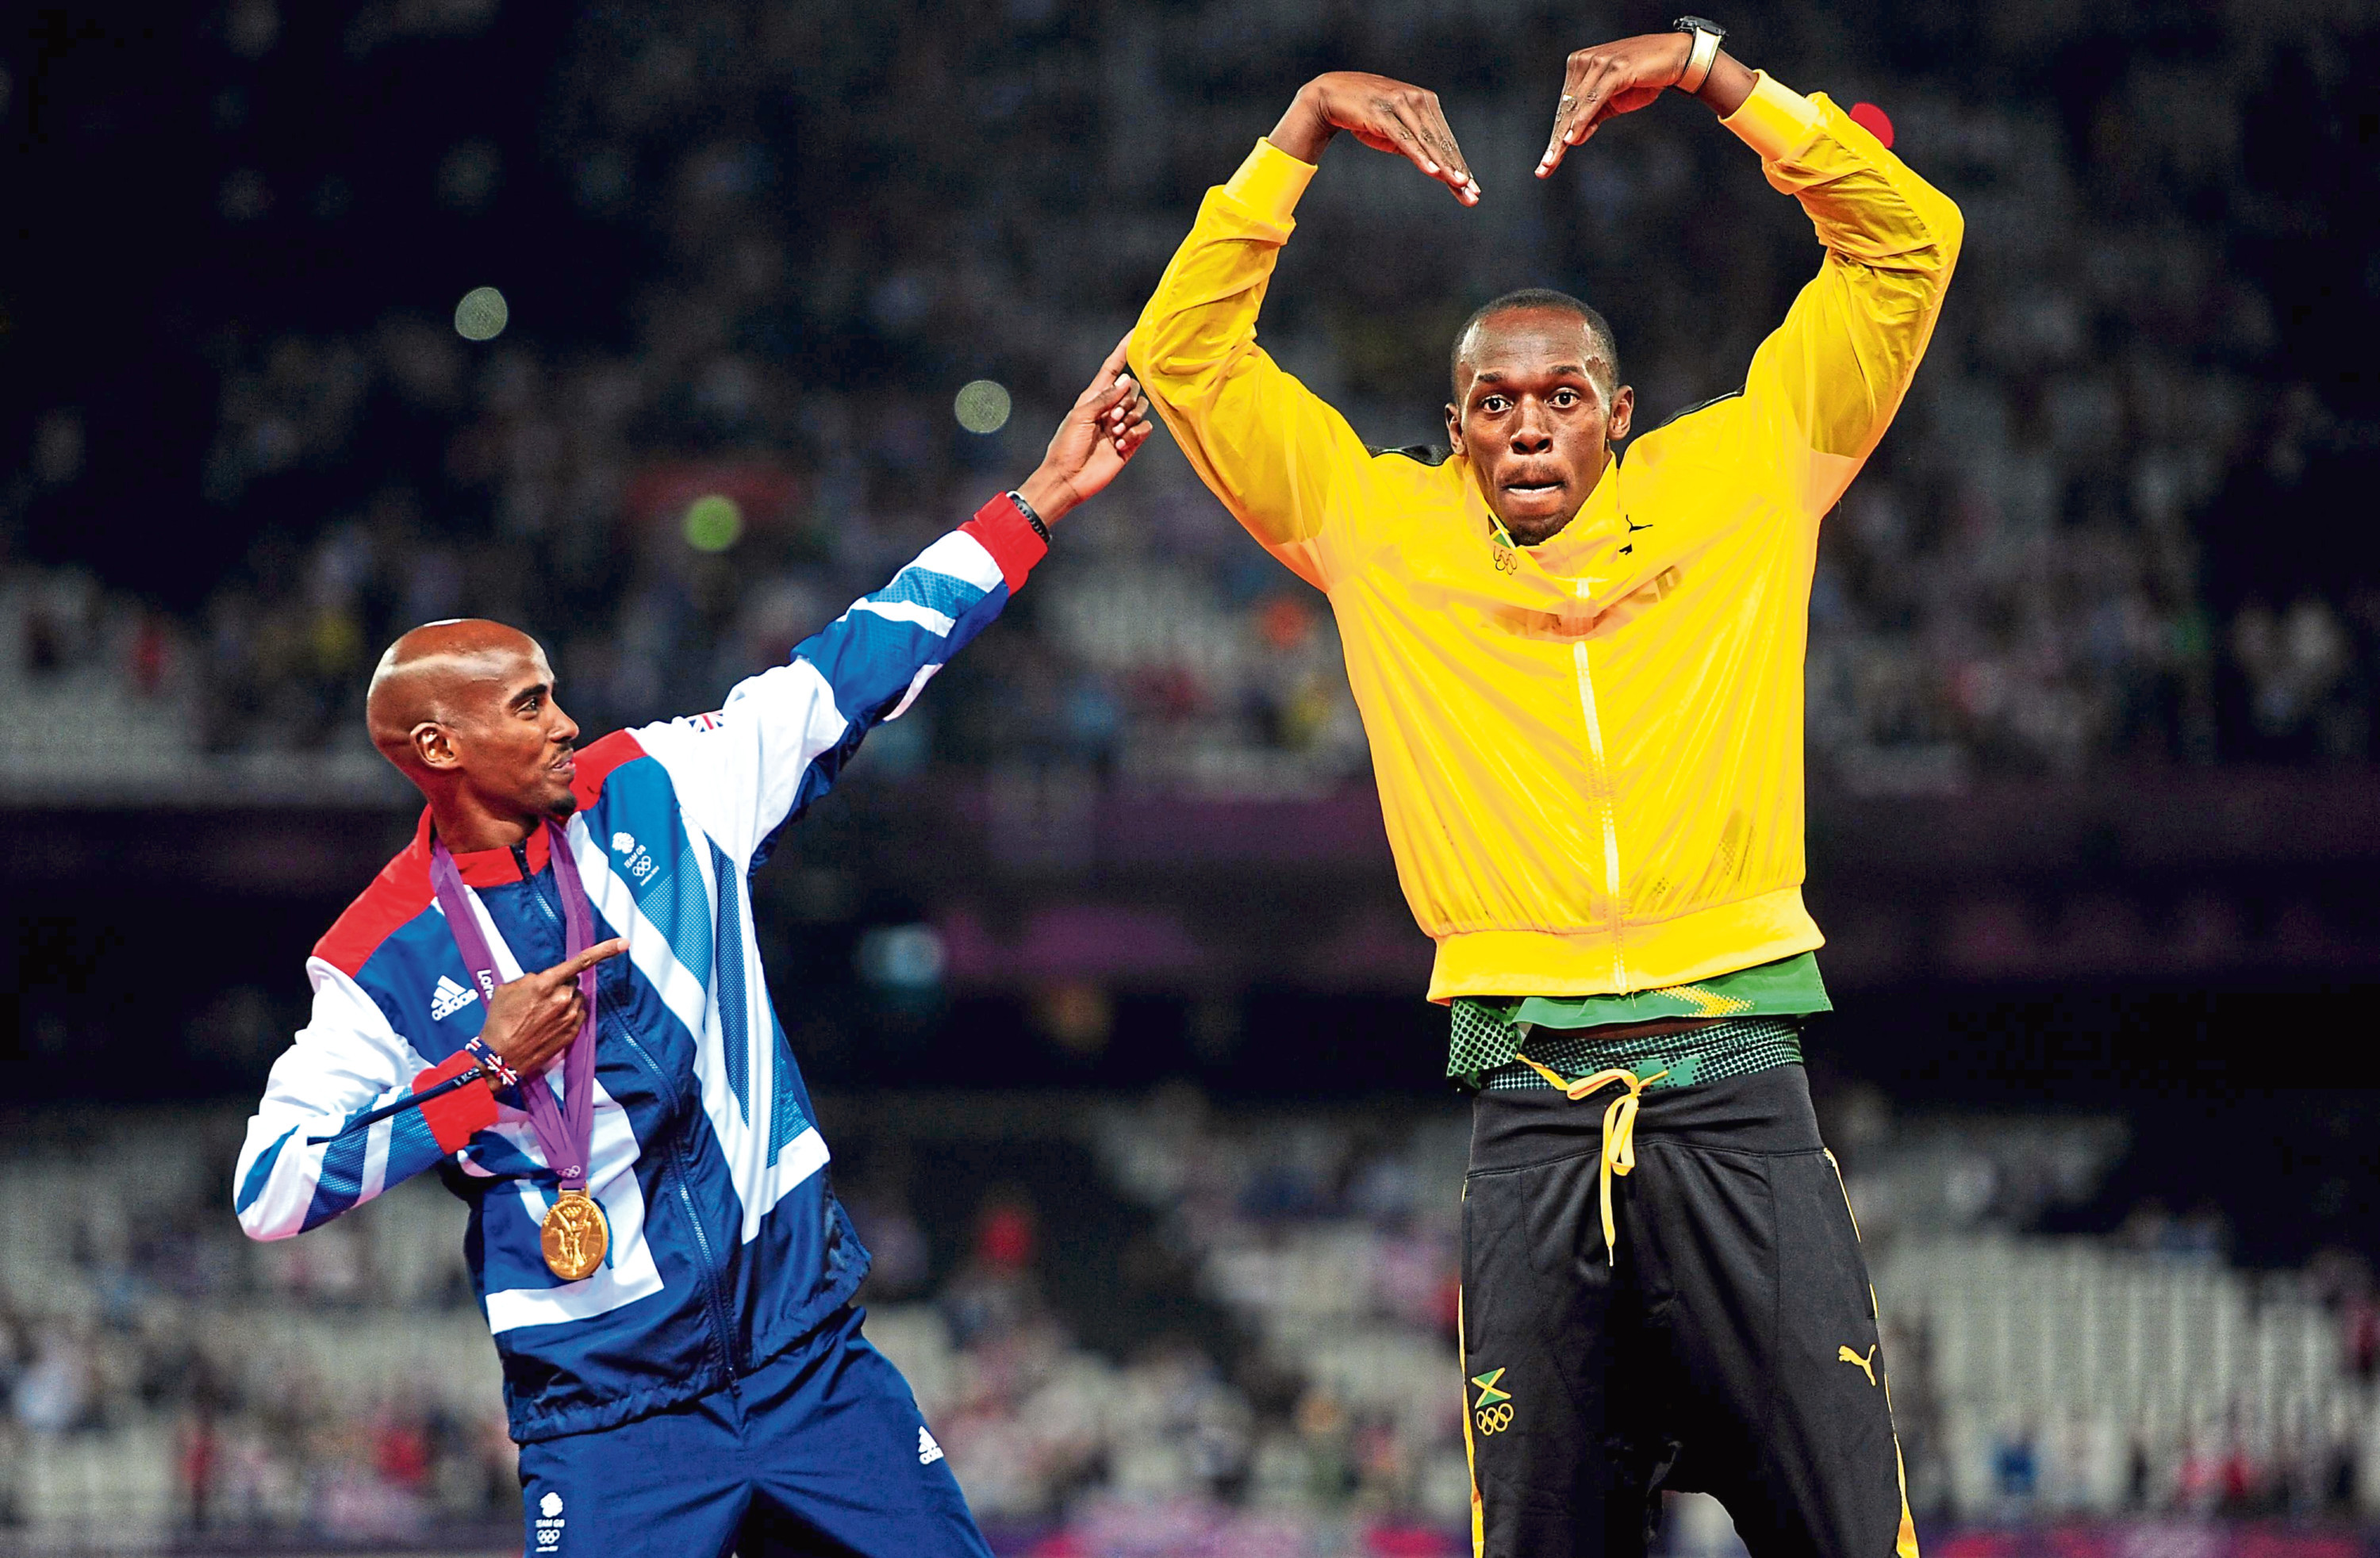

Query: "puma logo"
left=1838, top=1344, right=1878, bottom=1387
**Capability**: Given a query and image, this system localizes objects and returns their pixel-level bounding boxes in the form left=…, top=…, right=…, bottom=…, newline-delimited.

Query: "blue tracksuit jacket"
left=232, top=501, right=1044, bottom=1443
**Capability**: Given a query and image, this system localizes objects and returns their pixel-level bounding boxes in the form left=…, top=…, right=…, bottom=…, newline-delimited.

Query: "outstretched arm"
left=1535, top=32, right=1964, bottom=596
left=1130, top=74, right=1476, bottom=590
left=636, top=347, right=1153, bottom=865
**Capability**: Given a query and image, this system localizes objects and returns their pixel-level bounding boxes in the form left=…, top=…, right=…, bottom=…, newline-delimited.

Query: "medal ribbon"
left=428, top=819, right=599, bottom=1192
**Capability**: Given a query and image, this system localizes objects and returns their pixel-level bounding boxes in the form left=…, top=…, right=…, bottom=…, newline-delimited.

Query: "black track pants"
left=1460, top=1065, right=1917, bottom=1558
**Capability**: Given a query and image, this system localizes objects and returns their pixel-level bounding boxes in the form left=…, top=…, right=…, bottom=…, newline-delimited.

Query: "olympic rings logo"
left=1475, top=1403, right=1514, bottom=1434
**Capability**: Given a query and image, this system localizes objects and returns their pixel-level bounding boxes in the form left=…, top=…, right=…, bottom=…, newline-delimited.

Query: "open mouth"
left=551, top=753, right=578, bottom=777
left=1503, top=480, right=1564, bottom=499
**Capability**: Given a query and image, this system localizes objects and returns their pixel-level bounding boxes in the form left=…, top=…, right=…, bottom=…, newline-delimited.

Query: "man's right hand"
left=1269, top=73, right=1479, bottom=205
left=478, top=938, right=630, bottom=1087
left=1016, top=334, right=1155, bottom=524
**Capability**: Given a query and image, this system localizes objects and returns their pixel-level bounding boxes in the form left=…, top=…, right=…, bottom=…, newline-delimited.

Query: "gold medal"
left=540, top=1189, right=609, bottom=1281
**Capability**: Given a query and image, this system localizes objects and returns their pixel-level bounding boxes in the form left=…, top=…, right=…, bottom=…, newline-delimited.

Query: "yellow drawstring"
left=1514, top=1056, right=1670, bottom=1263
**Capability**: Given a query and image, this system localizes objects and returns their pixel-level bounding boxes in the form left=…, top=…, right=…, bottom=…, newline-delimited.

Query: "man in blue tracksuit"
left=233, top=344, right=1152, bottom=1556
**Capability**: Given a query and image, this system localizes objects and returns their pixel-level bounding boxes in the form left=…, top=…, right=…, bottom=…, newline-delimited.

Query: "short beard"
left=1499, top=510, right=1579, bottom=547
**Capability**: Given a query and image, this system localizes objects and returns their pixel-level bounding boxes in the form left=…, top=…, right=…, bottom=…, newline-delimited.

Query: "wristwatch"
left=1669, top=16, right=1726, bottom=96
left=1006, top=488, right=1052, bottom=543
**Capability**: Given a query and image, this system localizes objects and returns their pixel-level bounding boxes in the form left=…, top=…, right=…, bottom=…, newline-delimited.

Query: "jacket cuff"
left=414, top=1050, right=498, bottom=1153
left=1721, top=71, right=1825, bottom=163
left=1223, top=138, right=1318, bottom=225
left=961, top=493, right=1050, bottom=593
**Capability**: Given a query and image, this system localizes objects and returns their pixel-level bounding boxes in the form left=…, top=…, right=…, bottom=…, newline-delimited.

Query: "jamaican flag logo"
left=1471, top=1368, right=1514, bottom=1433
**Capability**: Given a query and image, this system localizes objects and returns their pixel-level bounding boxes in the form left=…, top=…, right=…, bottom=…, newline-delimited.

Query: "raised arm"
left=1129, top=75, right=1476, bottom=590
left=1541, top=31, right=1963, bottom=523
left=1729, top=72, right=1963, bottom=516
left=635, top=348, right=1153, bottom=865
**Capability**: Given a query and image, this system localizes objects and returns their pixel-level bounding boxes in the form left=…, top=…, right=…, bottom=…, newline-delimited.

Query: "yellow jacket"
left=1131, top=74, right=1963, bottom=1002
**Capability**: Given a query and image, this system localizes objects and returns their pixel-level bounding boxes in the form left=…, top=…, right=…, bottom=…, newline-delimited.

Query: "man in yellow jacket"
left=1131, top=20, right=1960, bottom=1557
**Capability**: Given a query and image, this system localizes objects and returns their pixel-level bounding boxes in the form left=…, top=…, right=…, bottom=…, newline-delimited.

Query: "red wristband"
left=961, top=493, right=1050, bottom=593
left=413, top=1049, right=500, bottom=1153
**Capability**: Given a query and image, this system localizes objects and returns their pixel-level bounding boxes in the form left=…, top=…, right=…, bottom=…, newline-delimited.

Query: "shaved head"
left=363, top=618, right=584, bottom=842
left=367, top=620, right=547, bottom=769
left=1452, top=288, right=1620, bottom=406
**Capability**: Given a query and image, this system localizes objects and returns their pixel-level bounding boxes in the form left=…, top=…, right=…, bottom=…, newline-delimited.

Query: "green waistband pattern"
left=1468, top=1015, right=1804, bottom=1093
left=1447, top=953, right=1829, bottom=1082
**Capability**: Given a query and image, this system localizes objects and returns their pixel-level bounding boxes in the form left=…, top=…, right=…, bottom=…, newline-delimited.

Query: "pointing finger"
left=555, top=938, right=631, bottom=979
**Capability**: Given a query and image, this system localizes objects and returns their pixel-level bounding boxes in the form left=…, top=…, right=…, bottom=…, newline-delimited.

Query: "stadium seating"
left=3, top=1098, right=2374, bottom=1546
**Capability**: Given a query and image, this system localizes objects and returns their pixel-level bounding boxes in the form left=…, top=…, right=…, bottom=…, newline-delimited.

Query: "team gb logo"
left=611, top=831, right=658, bottom=885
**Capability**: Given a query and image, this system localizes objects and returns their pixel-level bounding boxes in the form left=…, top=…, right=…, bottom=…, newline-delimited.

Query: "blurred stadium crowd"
left=7, top=0, right=2380, bottom=1553
left=6, top=1092, right=2380, bottom=1550
left=6, top=0, right=2378, bottom=796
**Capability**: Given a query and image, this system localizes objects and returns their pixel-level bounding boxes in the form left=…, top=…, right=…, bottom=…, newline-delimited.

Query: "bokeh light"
left=953, top=378, right=1012, bottom=435
left=453, top=286, right=509, bottom=341
left=683, top=493, right=743, bottom=552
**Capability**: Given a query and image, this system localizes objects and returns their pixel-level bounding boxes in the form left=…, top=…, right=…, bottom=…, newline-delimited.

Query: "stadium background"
left=5, top=0, right=2379, bottom=1552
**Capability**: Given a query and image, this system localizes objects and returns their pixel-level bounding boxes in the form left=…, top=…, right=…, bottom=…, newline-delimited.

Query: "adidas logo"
left=430, top=974, right=480, bottom=1022
left=917, top=1426, right=944, bottom=1466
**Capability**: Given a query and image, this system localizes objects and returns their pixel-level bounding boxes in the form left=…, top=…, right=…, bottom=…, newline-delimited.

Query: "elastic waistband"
left=1480, top=1016, right=1802, bottom=1092
left=1468, top=1063, right=1821, bottom=1176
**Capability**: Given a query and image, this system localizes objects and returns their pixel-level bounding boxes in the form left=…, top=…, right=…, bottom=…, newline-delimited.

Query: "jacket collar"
left=1517, top=453, right=1625, bottom=580
left=409, top=807, right=552, bottom=888
left=1455, top=452, right=1626, bottom=593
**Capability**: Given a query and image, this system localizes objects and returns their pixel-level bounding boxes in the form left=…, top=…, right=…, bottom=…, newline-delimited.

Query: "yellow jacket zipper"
left=1570, top=638, right=1628, bottom=988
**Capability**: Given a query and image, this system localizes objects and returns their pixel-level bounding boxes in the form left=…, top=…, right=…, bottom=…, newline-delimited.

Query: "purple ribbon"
left=428, top=820, right=599, bottom=1192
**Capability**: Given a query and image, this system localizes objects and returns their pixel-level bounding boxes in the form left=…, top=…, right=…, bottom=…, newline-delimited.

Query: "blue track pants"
left=517, top=1304, right=991, bottom=1557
